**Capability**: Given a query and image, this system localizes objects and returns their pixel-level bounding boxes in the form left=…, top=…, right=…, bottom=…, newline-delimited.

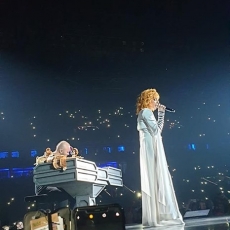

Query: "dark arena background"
left=0, top=0, right=230, bottom=229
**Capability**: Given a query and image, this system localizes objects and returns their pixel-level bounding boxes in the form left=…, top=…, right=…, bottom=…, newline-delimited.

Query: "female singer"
left=136, top=88, right=184, bottom=227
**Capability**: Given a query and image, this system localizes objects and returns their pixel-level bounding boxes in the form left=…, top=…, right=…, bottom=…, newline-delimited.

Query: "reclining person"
left=35, top=140, right=76, bottom=210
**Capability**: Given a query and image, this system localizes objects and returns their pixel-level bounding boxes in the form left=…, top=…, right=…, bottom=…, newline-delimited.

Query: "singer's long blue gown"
left=137, top=108, right=184, bottom=227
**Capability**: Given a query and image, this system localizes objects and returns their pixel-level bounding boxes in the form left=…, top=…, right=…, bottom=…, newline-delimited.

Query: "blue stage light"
left=118, top=146, right=125, bottom=152
left=191, top=144, right=196, bottom=150
left=97, top=161, right=118, bottom=168
left=103, top=147, right=112, bottom=153
left=85, top=148, right=88, bottom=154
left=0, top=151, right=8, bottom=158
left=188, top=144, right=196, bottom=150
left=30, top=150, right=37, bottom=157
left=11, top=151, right=19, bottom=158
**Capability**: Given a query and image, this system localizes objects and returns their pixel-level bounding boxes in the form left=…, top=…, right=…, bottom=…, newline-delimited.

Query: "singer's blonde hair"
left=136, top=88, right=160, bottom=114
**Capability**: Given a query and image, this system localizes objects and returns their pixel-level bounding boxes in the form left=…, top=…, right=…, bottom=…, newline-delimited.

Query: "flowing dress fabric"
left=137, top=108, right=184, bottom=227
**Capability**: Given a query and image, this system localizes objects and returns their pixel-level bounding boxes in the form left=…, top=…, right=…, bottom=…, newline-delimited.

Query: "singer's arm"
left=157, top=110, right=165, bottom=133
left=142, top=108, right=163, bottom=136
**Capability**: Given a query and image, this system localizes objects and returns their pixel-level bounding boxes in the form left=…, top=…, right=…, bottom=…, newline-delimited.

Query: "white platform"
left=125, top=216, right=230, bottom=229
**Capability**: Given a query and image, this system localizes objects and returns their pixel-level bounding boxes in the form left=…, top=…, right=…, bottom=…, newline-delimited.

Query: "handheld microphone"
left=165, top=107, right=175, bottom=113
left=157, top=102, right=175, bottom=113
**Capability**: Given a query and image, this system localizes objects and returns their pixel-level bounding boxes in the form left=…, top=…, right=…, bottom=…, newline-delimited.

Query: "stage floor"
left=126, top=216, right=230, bottom=229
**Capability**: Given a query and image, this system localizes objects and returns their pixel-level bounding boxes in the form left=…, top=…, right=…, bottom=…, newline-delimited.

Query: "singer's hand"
left=158, top=104, right=166, bottom=112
